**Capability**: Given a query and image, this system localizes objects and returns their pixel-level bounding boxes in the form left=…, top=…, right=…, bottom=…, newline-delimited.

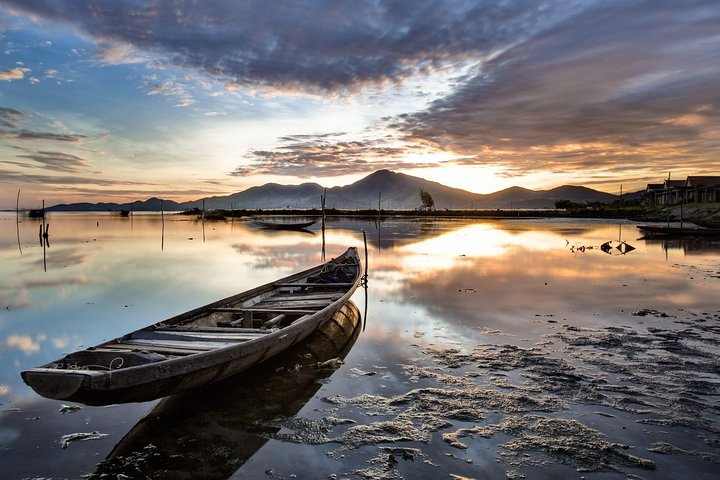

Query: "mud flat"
left=234, top=305, right=720, bottom=479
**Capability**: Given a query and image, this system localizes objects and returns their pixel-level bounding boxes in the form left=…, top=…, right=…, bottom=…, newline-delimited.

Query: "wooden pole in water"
left=161, top=199, right=165, bottom=251
left=16, top=189, right=22, bottom=254
left=41, top=200, right=47, bottom=271
left=321, top=189, right=327, bottom=263
left=202, top=199, right=206, bottom=242
left=361, top=229, right=368, bottom=285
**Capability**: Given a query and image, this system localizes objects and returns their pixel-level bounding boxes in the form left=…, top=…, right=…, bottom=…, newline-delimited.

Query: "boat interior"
left=49, top=262, right=359, bottom=371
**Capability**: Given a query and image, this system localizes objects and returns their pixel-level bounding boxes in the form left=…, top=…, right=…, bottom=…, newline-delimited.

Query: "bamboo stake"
left=161, top=199, right=165, bottom=251
left=16, top=189, right=22, bottom=254
left=361, top=229, right=368, bottom=286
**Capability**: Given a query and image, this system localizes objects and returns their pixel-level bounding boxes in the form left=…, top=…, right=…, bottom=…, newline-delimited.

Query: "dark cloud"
left=233, top=133, right=431, bottom=177
left=0, top=0, right=574, bottom=93
left=0, top=168, right=229, bottom=198
left=395, top=0, right=720, bottom=174
left=3, top=0, right=720, bottom=180
left=1, top=106, right=89, bottom=142
left=14, top=130, right=88, bottom=142
left=0, top=107, right=24, bottom=128
left=15, top=150, right=92, bottom=173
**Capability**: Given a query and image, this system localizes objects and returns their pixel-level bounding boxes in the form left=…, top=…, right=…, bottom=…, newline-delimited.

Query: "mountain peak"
left=46, top=169, right=617, bottom=211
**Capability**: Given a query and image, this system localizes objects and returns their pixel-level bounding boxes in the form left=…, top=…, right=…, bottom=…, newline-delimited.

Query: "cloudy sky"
left=1, top=0, right=719, bottom=208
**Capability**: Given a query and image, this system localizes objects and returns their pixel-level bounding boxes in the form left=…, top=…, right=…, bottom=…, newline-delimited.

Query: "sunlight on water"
left=0, top=212, right=719, bottom=478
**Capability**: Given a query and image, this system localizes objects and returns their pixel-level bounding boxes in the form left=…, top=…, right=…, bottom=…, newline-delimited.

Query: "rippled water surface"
left=0, top=212, right=718, bottom=479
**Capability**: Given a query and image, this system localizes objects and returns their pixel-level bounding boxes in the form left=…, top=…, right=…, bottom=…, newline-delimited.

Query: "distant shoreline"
left=5, top=204, right=719, bottom=227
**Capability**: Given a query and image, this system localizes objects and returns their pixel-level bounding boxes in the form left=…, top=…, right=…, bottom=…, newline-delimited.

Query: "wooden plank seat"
left=265, top=293, right=343, bottom=301
left=157, top=326, right=276, bottom=334
left=148, top=330, right=269, bottom=341
left=254, top=300, right=336, bottom=309
left=211, top=307, right=318, bottom=315
left=99, top=344, right=209, bottom=356
left=131, top=330, right=266, bottom=342
left=119, top=338, right=239, bottom=351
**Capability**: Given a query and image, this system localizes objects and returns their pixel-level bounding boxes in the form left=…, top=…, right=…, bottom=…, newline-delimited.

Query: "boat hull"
left=252, top=220, right=317, bottom=230
left=21, top=248, right=361, bottom=405
left=94, top=301, right=361, bottom=478
left=637, top=225, right=720, bottom=237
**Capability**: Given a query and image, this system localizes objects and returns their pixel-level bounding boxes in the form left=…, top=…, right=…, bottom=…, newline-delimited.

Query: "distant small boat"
left=253, top=220, right=317, bottom=230
left=21, top=248, right=361, bottom=405
left=637, top=225, right=720, bottom=237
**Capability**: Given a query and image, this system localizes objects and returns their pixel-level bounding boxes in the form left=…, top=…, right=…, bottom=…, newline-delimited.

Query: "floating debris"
left=92, top=443, right=163, bottom=478
left=59, top=404, right=82, bottom=414
left=632, top=308, right=672, bottom=318
left=648, top=442, right=720, bottom=464
left=316, top=357, right=344, bottom=369
left=60, top=431, right=108, bottom=449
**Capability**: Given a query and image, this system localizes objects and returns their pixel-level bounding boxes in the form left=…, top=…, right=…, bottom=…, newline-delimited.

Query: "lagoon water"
left=0, top=212, right=718, bottom=479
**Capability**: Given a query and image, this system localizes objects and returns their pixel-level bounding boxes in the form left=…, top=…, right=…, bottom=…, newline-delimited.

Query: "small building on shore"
left=684, top=176, right=720, bottom=204
left=645, top=175, right=720, bottom=206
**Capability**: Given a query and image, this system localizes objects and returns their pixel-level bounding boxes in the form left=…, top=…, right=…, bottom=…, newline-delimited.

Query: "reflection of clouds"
left=5, top=335, right=43, bottom=353
left=0, top=289, right=30, bottom=309
left=51, top=336, right=70, bottom=349
left=389, top=224, right=566, bottom=279
left=386, top=245, right=698, bottom=334
left=360, top=221, right=717, bottom=339
left=31, top=247, right=92, bottom=270
left=229, top=229, right=363, bottom=272
left=22, top=276, right=90, bottom=288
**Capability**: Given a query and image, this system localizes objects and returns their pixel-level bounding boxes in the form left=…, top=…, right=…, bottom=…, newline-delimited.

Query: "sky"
left=1, top=0, right=719, bottom=208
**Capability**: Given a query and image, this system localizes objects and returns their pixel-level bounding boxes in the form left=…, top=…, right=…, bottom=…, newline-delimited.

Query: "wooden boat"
left=637, top=225, right=720, bottom=238
left=252, top=219, right=317, bottom=230
left=21, top=248, right=361, bottom=405
left=94, top=301, right=361, bottom=478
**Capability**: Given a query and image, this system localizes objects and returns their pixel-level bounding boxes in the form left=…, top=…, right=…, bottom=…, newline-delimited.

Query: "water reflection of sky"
left=2, top=214, right=719, bottom=394
left=0, top=213, right=719, bottom=477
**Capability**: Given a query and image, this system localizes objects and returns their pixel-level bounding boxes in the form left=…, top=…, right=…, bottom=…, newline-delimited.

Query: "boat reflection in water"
left=642, top=236, right=720, bottom=255
left=91, top=301, right=361, bottom=480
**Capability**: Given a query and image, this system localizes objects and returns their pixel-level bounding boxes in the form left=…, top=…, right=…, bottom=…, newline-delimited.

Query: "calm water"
left=0, top=212, right=718, bottom=479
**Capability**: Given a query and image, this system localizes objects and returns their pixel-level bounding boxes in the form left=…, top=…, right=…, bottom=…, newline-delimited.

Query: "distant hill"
left=325, top=169, right=487, bottom=209
left=182, top=183, right=325, bottom=210
left=48, top=197, right=183, bottom=212
left=46, top=169, right=617, bottom=211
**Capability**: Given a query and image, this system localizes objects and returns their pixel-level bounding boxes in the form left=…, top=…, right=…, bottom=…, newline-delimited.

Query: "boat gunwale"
left=22, top=248, right=361, bottom=397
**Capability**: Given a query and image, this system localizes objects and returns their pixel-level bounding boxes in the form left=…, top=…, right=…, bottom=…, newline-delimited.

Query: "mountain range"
left=47, top=169, right=619, bottom=211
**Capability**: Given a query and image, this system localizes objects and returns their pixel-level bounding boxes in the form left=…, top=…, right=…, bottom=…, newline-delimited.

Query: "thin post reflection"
left=16, top=189, right=22, bottom=255
left=160, top=199, right=165, bottom=251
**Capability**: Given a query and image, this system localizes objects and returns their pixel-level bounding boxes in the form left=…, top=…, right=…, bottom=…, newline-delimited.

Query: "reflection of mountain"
left=328, top=217, right=445, bottom=250
left=47, top=170, right=617, bottom=211
left=91, top=301, right=361, bottom=480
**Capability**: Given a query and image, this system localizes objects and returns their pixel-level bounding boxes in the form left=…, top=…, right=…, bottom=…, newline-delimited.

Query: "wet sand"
left=233, top=303, right=720, bottom=479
